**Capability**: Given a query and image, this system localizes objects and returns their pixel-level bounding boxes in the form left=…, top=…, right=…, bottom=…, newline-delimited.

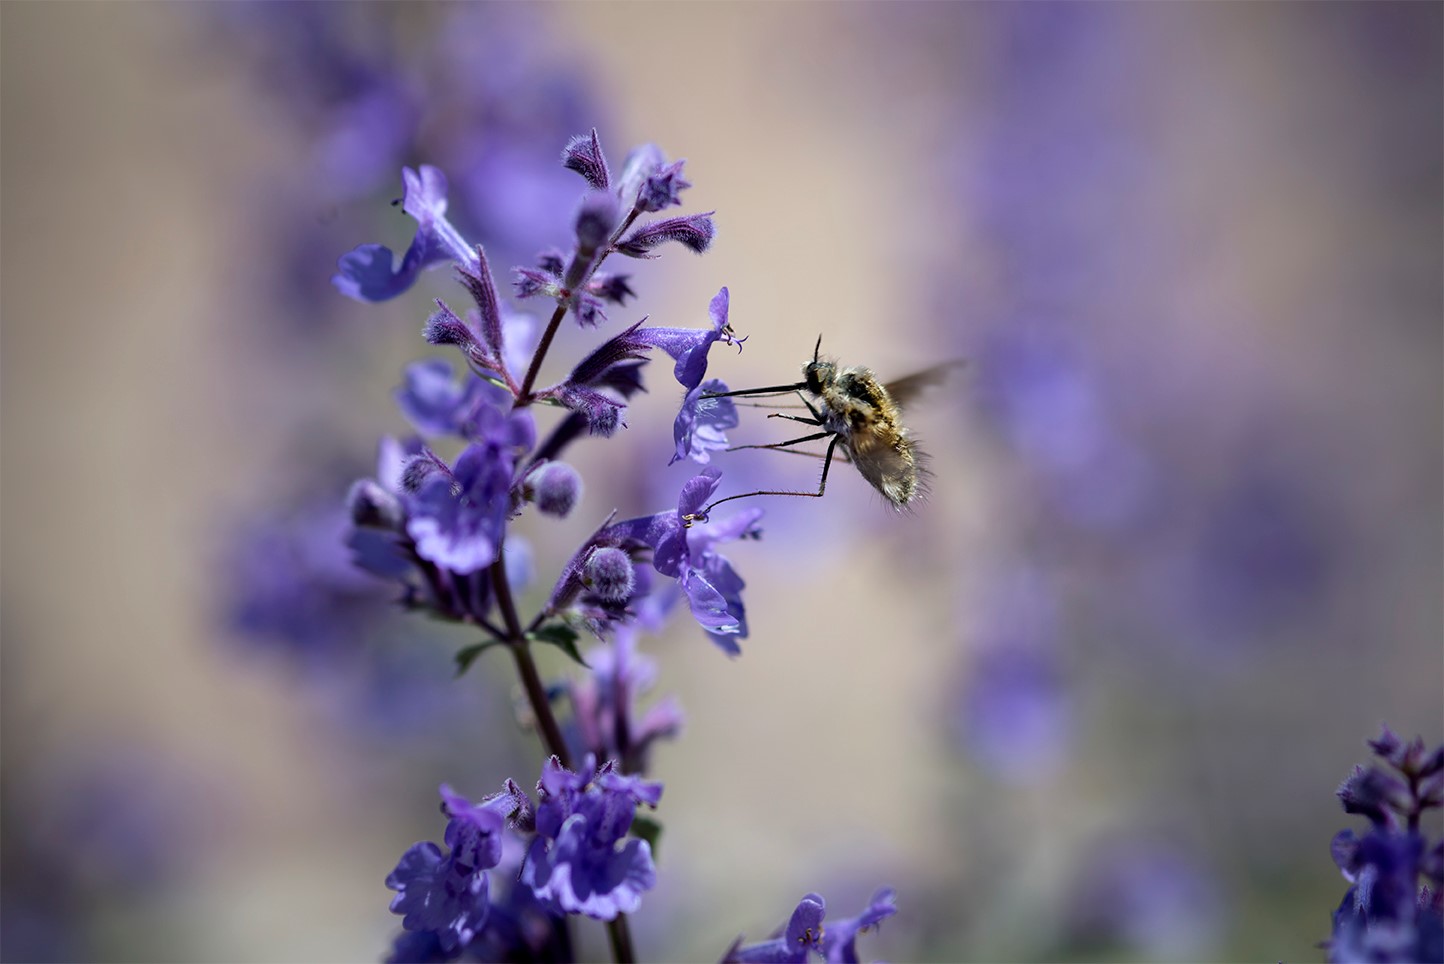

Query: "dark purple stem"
left=489, top=554, right=571, bottom=770
left=515, top=206, right=643, bottom=405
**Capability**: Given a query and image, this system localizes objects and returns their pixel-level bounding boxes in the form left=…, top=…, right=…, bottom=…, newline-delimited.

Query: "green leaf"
left=527, top=623, right=588, bottom=667
left=454, top=639, right=505, bottom=676
left=630, top=814, right=664, bottom=858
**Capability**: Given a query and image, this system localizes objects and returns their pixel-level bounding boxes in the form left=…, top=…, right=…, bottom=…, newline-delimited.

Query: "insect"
left=695, top=337, right=961, bottom=516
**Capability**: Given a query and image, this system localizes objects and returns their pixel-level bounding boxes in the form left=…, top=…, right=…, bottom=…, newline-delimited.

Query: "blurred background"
left=2, top=3, right=1439, bottom=961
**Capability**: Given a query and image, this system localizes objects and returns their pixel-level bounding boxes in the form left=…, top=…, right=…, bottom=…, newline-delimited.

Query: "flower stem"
left=515, top=205, right=643, bottom=405
left=607, top=914, right=636, bottom=964
left=517, top=304, right=568, bottom=404
left=489, top=554, right=571, bottom=769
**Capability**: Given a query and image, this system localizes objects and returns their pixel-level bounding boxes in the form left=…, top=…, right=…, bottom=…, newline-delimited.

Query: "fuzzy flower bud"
left=575, top=191, right=621, bottom=255
left=526, top=461, right=582, bottom=518
left=584, top=547, right=635, bottom=602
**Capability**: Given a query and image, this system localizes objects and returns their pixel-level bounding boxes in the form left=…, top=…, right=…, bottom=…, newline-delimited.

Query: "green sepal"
left=527, top=622, right=588, bottom=667
left=631, top=814, right=664, bottom=858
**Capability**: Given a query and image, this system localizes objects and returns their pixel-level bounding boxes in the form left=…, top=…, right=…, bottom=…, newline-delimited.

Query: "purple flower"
left=519, top=757, right=662, bottom=921
left=385, top=786, right=505, bottom=955
left=725, top=889, right=897, bottom=964
left=394, top=358, right=495, bottom=438
left=640, top=287, right=743, bottom=391
left=672, top=377, right=738, bottom=465
left=333, top=166, right=477, bottom=302
left=408, top=404, right=533, bottom=574
left=562, top=629, right=684, bottom=774
left=605, top=469, right=762, bottom=654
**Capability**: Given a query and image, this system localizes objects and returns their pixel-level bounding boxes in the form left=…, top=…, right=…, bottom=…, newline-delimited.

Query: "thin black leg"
left=694, top=435, right=843, bottom=518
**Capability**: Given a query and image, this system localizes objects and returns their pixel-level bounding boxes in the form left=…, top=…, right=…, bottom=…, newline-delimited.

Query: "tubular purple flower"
left=604, top=468, right=762, bottom=654
left=615, top=212, right=716, bottom=258
left=332, top=166, right=479, bottom=302
left=640, top=287, right=742, bottom=391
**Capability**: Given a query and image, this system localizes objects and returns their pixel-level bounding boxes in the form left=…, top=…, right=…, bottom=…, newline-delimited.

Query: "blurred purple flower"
left=724, top=888, right=897, bottom=964
left=952, top=565, right=1071, bottom=781
left=1069, top=842, right=1225, bottom=962
left=561, top=629, right=684, bottom=775
left=1326, top=726, right=1444, bottom=963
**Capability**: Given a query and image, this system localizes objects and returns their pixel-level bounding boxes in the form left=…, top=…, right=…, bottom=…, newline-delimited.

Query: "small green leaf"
left=528, top=623, right=588, bottom=667
left=454, top=639, right=504, bottom=676
left=630, top=814, right=664, bottom=858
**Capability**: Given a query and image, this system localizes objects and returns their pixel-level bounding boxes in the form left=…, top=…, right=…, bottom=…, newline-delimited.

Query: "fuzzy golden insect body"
left=803, top=360, right=921, bottom=507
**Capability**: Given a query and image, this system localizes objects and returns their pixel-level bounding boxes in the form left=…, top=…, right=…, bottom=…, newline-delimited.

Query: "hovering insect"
left=697, top=337, right=961, bottom=516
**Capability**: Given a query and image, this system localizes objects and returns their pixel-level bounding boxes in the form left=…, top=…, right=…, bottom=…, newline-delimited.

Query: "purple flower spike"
left=672, top=378, right=738, bottom=465
left=615, top=212, right=716, bottom=258
left=333, top=166, right=477, bottom=302
left=1324, top=727, right=1444, bottom=962
left=562, top=128, right=611, bottom=192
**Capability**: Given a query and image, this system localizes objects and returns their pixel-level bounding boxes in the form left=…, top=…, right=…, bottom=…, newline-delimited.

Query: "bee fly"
left=696, top=337, right=961, bottom=516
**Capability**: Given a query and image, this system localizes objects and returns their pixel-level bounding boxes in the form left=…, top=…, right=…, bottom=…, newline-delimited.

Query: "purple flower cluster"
left=386, top=760, right=662, bottom=959
left=1326, top=726, right=1443, bottom=963
left=334, top=130, right=898, bottom=960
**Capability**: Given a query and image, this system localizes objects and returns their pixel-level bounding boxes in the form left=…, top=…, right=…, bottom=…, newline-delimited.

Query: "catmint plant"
left=333, top=131, right=895, bottom=962
left=1325, top=726, right=1443, bottom=963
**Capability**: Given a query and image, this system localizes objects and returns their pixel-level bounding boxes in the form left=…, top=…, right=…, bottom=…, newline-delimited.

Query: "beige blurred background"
left=3, top=4, right=1440, bottom=962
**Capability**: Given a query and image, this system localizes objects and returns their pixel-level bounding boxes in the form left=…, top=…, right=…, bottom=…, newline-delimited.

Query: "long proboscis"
left=701, top=382, right=808, bottom=399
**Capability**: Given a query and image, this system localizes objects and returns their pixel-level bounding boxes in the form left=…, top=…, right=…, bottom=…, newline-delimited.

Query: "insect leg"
left=726, top=430, right=832, bottom=453
left=695, top=435, right=842, bottom=518
left=701, top=382, right=808, bottom=399
left=767, top=413, right=823, bottom=427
